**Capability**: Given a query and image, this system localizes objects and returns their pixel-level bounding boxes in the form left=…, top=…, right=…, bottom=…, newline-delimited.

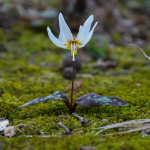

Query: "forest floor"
left=0, top=24, right=150, bottom=150
left=0, top=0, right=150, bottom=149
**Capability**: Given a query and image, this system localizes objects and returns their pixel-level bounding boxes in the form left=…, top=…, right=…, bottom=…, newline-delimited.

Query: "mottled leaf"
left=75, top=93, right=128, bottom=107
left=10, top=91, right=69, bottom=118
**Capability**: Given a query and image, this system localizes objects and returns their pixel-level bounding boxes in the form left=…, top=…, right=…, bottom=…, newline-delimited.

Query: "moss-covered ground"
left=0, top=25, right=150, bottom=149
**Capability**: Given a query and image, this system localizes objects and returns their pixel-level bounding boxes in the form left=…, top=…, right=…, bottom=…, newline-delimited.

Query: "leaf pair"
left=10, top=91, right=128, bottom=118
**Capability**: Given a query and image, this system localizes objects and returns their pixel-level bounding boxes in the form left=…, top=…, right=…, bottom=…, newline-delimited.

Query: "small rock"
left=63, top=67, right=76, bottom=80
left=141, top=129, right=150, bottom=137
left=37, top=130, right=45, bottom=135
left=4, top=126, right=16, bottom=138
left=0, top=90, right=4, bottom=97
left=30, top=20, right=45, bottom=27
left=101, top=119, right=109, bottom=123
left=136, top=83, right=141, bottom=86
left=80, top=119, right=91, bottom=126
left=79, top=146, right=95, bottom=150
left=58, top=115, right=68, bottom=120
left=96, top=58, right=117, bottom=69
left=0, top=44, right=7, bottom=52
left=0, top=53, right=6, bottom=58
left=62, top=54, right=82, bottom=72
left=0, top=131, right=4, bottom=136
left=76, top=74, right=92, bottom=78
left=62, top=131, right=71, bottom=135
left=19, top=124, right=26, bottom=129
left=146, top=65, right=150, bottom=70
left=75, top=130, right=84, bottom=134
left=0, top=120, right=9, bottom=131
left=39, top=9, right=59, bottom=19
left=141, top=130, right=148, bottom=137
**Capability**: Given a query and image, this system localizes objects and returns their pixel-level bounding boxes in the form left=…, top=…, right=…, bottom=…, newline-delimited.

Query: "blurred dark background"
left=0, top=0, right=150, bottom=66
left=0, top=0, right=150, bottom=46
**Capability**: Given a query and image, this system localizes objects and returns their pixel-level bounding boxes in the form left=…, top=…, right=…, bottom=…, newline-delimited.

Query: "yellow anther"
left=71, top=49, right=78, bottom=56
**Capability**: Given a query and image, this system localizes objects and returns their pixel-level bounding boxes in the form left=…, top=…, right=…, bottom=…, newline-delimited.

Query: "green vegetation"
left=0, top=25, right=150, bottom=149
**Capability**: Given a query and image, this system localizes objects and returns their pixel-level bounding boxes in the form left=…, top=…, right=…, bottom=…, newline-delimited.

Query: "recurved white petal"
left=79, top=25, right=83, bottom=32
left=59, top=32, right=67, bottom=43
left=76, top=15, right=94, bottom=41
left=47, top=27, right=67, bottom=48
left=79, top=21, right=98, bottom=48
left=59, top=13, right=73, bottom=41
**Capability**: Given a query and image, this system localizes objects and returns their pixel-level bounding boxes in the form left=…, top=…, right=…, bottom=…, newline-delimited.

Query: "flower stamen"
left=64, top=40, right=80, bottom=57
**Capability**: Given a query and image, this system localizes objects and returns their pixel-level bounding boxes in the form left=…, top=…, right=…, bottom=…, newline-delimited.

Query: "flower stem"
left=71, top=60, right=75, bottom=110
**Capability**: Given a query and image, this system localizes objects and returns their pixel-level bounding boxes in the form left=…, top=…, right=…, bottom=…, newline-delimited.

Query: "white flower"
left=0, top=120, right=9, bottom=131
left=47, top=13, right=98, bottom=61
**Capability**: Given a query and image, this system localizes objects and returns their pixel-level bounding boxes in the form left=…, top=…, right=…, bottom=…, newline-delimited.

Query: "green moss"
left=111, top=32, right=121, bottom=42
left=0, top=25, right=150, bottom=149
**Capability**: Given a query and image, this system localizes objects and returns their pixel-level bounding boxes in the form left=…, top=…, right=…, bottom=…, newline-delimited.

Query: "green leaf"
left=10, top=91, right=69, bottom=118
left=75, top=93, right=128, bottom=107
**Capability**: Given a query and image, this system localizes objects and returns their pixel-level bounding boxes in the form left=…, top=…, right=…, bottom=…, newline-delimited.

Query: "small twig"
left=76, top=74, right=92, bottom=78
left=72, top=113, right=89, bottom=126
left=57, top=122, right=70, bottom=134
left=127, top=44, right=150, bottom=60
left=89, top=84, right=116, bottom=89
left=119, top=124, right=142, bottom=128
left=72, top=113, right=84, bottom=121
left=15, top=124, right=37, bottom=129
left=17, top=135, right=62, bottom=138
left=16, top=127, right=23, bottom=133
left=92, top=119, right=150, bottom=135
left=103, top=123, right=150, bottom=137
left=141, top=129, right=150, bottom=137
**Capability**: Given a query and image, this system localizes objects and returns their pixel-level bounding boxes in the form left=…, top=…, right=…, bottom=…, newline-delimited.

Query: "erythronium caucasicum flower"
left=47, top=13, right=98, bottom=61
left=9, top=13, right=128, bottom=118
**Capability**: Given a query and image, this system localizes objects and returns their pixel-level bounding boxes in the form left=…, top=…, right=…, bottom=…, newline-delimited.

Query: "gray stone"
left=62, top=54, right=82, bottom=72
left=63, top=67, right=76, bottom=80
left=4, top=126, right=16, bottom=138
left=101, top=119, right=109, bottom=123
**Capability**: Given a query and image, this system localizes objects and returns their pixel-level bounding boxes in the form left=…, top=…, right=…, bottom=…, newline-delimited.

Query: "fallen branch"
left=92, top=119, right=150, bottom=135
left=127, top=44, right=150, bottom=60
left=103, top=123, right=150, bottom=137
left=89, top=84, right=116, bottom=89
left=17, top=135, right=62, bottom=138
left=72, top=113, right=90, bottom=126
left=57, top=122, right=70, bottom=134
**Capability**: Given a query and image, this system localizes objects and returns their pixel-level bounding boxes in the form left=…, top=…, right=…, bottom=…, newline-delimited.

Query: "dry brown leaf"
left=79, top=49, right=92, bottom=63
left=65, top=80, right=83, bottom=92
